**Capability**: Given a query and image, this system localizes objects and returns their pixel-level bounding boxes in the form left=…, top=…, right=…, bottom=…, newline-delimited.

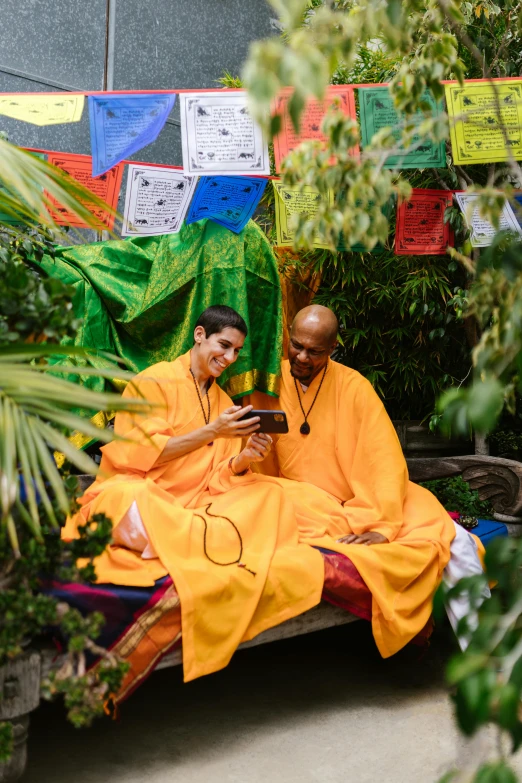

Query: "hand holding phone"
left=237, top=409, right=288, bottom=434
left=212, top=405, right=261, bottom=439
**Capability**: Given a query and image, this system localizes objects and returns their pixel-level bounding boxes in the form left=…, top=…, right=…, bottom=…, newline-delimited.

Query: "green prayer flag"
left=358, top=87, right=445, bottom=169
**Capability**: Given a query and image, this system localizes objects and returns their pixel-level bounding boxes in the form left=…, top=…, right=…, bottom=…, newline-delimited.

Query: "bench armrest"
left=407, top=455, right=522, bottom=523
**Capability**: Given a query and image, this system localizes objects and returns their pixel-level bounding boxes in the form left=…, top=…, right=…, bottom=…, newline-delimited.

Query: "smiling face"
left=288, top=314, right=337, bottom=385
left=193, top=325, right=245, bottom=379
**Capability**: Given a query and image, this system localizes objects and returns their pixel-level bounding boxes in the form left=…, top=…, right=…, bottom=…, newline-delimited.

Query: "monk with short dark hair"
left=254, top=305, right=485, bottom=656
left=62, top=305, right=324, bottom=683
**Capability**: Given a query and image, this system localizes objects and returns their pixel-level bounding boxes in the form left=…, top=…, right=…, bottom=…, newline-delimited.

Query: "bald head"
left=292, top=305, right=339, bottom=344
left=288, top=305, right=338, bottom=384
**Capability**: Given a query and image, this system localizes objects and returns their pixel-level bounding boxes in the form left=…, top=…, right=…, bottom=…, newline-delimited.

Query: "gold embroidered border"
left=225, top=369, right=280, bottom=399
left=114, top=586, right=181, bottom=659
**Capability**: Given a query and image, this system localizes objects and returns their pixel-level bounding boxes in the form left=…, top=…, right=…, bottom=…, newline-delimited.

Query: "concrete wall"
left=0, top=0, right=276, bottom=233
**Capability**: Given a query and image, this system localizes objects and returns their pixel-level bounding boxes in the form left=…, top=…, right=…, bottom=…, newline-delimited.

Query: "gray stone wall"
left=0, top=1, right=275, bottom=185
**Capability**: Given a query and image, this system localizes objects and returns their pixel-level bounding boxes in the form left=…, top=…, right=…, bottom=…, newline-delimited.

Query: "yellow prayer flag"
left=0, top=94, right=85, bottom=126
left=445, top=80, right=522, bottom=165
left=273, top=182, right=333, bottom=249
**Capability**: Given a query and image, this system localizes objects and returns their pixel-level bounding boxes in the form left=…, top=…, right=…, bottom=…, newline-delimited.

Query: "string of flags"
left=1, top=79, right=522, bottom=250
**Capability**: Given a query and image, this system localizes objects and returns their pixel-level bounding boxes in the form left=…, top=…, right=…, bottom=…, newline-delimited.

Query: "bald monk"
left=253, top=305, right=487, bottom=656
left=62, top=306, right=324, bottom=683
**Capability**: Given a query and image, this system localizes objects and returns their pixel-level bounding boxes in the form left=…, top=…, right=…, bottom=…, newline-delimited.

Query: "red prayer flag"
left=272, top=86, right=358, bottom=173
left=395, top=189, right=454, bottom=255
left=45, top=151, right=123, bottom=229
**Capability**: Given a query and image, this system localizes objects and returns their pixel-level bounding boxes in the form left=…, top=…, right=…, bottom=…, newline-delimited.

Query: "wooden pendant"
left=300, top=422, right=310, bottom=435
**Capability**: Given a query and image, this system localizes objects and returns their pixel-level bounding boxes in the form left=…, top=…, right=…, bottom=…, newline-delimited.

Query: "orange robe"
left=253, top=359, right=456, bottom=658
left=62, top=352, right=324, bottom=682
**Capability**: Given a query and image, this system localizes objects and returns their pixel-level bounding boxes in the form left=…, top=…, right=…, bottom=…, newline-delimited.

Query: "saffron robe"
left=253, top=359, right=456, bottom=658
left=62, top=353, right=324, bottom=682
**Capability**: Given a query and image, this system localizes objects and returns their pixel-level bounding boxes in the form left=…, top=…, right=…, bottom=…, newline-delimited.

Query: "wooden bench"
left=2, top=453, right=522, bottom=783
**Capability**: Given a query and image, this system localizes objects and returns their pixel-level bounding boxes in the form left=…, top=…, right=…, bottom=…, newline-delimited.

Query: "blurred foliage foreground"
left=242, top=0, right=522, bottom=779
left=0, top=146, right=153, bottom=763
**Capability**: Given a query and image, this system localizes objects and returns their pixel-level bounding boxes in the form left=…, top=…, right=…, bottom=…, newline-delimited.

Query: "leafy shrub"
left=0, top=224, right=80, bottom=345
left=314, top=250, right=470, bottom=419
left=420, top=476, right=492, bottom=518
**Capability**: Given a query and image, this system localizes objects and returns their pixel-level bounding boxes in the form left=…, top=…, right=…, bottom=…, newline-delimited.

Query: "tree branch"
left=432, top=168, right=452, bottom=190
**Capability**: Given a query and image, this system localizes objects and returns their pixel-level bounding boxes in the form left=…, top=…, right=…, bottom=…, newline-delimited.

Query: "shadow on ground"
left=23, top=620, right=490, bottom=783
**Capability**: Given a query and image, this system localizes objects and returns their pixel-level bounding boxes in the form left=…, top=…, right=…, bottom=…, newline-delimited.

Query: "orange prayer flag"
left=272, top=86, right=358, bottom=173
left=45, top=151, right=123, bottom=230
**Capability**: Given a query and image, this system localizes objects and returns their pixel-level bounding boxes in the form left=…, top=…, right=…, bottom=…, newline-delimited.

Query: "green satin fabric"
left=33, top=219, right=282, bottom=399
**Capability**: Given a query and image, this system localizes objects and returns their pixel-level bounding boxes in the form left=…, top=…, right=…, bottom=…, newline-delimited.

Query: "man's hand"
left=337, top=532, right=389, bottom=546
left=210, top=405, right=260, bottom=439
left=232, top=433, right=272, bottom=474
left=241, top=433, right=273, bottom=463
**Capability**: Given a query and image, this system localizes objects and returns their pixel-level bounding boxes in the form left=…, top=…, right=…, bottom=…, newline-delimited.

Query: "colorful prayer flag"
left=513, top=193, right=522, bottom=226
left=454, top=192, right=522, bottom=247
left=180, top=91, right=270, bottom=176
left=273, top=182, right=333, bottom=249
left=358, top=86, right=445, bottom=169
left=395, top=189, right=454, bottom=255
left=185, top=175, right=267, bottom=234
left=272, top=86, right=357, bottom=173
left=45, top=151, right=123, bottom=229
left=122, top=164, right=197, bottom=237
left=0, top=94, right=84, bottom=126
left=88, top=93, right=176, bottom=177
left=445, top=80, right=522, bottom=165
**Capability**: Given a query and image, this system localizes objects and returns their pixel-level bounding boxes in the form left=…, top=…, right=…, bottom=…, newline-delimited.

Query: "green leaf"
left=385, top=0, right=403, bottom=26
left=18, top=412, right=57, bottom=527
left=474, top=761, right=518, bottom=783
left=11, top=403, right=40, bottom=534
left=497, top=682, right=519, bottom=731
left=288, top=90, right=306, bottom=134
left=28, top=417, right=69, bottom=517
left=467, top=379, right=505, bottom=434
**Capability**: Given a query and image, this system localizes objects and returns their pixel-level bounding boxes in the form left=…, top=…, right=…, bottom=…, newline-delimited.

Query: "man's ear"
left=328, top=341, right=338, bottom=356
left=194, top=325, right=206, bottom=344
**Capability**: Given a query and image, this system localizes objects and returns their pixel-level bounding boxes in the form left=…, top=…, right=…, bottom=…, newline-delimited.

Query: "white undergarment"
left=112, top=501, right=158, bottom=559
left=443, top=521, right=491, bottom=649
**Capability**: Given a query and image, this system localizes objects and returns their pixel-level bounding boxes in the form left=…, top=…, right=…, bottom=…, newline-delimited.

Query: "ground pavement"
left=22, top=620, right=522, bottom=783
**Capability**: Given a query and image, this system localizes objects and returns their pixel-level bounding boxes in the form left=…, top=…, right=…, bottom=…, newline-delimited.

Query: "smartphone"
left=238, top=409, right=289, bottom=434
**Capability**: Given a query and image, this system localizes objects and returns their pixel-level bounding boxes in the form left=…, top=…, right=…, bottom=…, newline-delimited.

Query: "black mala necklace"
left=190, top=367, right=214, bottom=446
left=194, top=504, right=256, bottom=577
left=293, top=361, right=329, bottom=435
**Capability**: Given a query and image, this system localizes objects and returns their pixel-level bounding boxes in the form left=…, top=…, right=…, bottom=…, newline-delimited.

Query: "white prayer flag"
left=454, top=192, right=522, bottom=247
left=180, top=91, right=270, bottom=176
left=122, top=164, right=197, bottom=237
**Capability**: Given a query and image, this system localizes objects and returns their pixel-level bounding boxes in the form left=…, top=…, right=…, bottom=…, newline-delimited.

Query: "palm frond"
left=0, top=347, right=155, bottom=554
left=0, top=139, right=118, bottom=234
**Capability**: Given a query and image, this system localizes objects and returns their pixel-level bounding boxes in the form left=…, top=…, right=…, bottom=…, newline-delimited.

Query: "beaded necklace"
left=194, top=504, right=256, bottom=577
left=293, top=361, right=329, bottom=435
left=189, top=367, right=255, bottom=576
left=190, top=367, right=213, bottom=446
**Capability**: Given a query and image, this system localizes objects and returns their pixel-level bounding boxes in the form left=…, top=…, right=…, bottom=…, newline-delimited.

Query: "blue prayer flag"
left=185, top=175, right=267, bottom=233
left=514, top=193, right=522, bottom=227
left=88, top=93, right=176, bottom=177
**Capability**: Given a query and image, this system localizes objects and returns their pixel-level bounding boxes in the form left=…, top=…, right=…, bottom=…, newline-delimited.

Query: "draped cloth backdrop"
left=34, top=218, right=282, bottom=397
